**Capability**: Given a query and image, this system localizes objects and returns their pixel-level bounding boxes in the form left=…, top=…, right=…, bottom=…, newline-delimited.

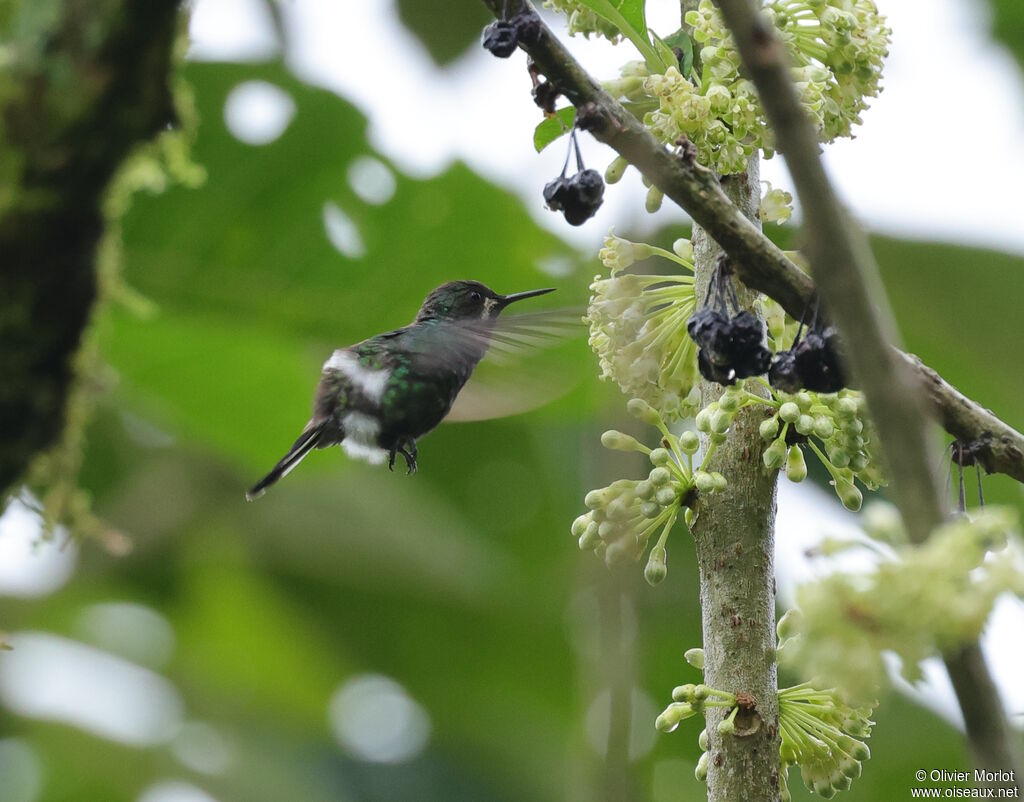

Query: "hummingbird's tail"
left=246, top=422, right=327, bottom=501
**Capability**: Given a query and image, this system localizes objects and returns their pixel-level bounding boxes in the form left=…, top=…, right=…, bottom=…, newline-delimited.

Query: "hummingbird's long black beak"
left=498, top=287, right=556, bottom=308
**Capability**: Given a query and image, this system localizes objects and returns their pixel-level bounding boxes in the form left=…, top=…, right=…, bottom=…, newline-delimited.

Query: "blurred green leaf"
left=989, top=0, right=1024, bottom=71
left=394, top=0, right=491, bottom=66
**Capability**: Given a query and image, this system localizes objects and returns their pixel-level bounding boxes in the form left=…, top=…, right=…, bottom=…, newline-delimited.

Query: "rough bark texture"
left=692, top=159, right=781, bottom=802
left=0, top=0, right=181, bottom=498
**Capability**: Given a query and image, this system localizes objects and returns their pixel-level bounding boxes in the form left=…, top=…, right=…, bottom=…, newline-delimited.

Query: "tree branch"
left=477, top=0, right=1024, bottom=485
left=0, top=0, right=182, bottom=498
left=692, top=158, right=780, bottom=802
left=712, top=0, right=1022, bottom=787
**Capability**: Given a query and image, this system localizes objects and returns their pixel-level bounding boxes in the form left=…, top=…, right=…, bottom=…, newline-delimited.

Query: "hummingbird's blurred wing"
left=445, top=308, right=585, bottom=422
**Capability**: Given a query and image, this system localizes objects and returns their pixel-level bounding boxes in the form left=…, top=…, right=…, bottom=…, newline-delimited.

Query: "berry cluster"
left=481, top=10, right=541, bottom=58
left=770, top=318, right=848, bottom=393
left=543, top=129, right=605, bottom=225
left=586, top=233, right=700, bottom=419
left=687, top=259, right=772, bottom=385
left=571, top=399, right=726, bottom=584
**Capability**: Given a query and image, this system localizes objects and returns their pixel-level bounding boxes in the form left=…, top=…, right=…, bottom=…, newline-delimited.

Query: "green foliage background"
left=1, top=4, right=1023, bottom=801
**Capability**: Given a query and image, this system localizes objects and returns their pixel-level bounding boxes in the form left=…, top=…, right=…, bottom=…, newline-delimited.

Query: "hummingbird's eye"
left=469, top=290, right=483, bottom=303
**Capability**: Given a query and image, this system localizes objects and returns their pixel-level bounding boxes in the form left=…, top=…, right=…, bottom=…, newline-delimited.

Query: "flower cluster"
left=657, top=638, right=874, bottom=799
left=571, top=399, right=723, bottom=584
left=543, top=0, right=620, bottom=41
left=777, top=683, right=874, bottom=801
left=586, top=232, right=700, bottom=419
left=760, top=181, right=794, bottom=224
left=603, top=0, right=890, bottom=174
left=696, top=381, right=882, bottom=510
left=783, top=507, right=1024, bottom=698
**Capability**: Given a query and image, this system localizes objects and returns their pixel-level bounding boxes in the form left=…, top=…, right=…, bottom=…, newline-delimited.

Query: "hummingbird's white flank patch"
left=341, top=411, right=387, bottom=465
left=324, top=350, right=390, bottom=403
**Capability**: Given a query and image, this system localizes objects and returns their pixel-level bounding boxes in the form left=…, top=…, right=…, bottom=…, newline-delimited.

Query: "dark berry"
left=687, top=308, right=729, bottom=350
left=510, top=11, right=542, bottom=45
left=793, top=327, right=846, bottom=392
left=574, top=169, right=605, bottom=206
left=698, top=348, right=736, bottom=385
left=543, top=176, right=572, bottom=211
left=768, top=350, right=802, bottom=393
left=483, top=21, right=518, bottom=58
left=559, top=170, right=604, bottom=225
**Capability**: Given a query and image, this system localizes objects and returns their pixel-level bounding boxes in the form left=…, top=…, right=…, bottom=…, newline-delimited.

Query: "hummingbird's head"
left=415, top=281, right=555, bottom=323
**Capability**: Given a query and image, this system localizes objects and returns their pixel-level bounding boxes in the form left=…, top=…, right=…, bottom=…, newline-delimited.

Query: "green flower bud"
left=684, top=648, right=704, bottom=670
left=709, top=431, right=727, bottom=445
left=786, top=445, right=807, bottom=482
left=605, top=155, right=628, bottom=184
left=571, top=514, right=591, bottom=537
left=718, top=392, right=741, bottom=413
left=695, top=408, right=712, bottom=432
left=763, top=438, right=787, bottom=470
left=834, top=476, right=863, bottom=511
left=694, top=471, right=715, bottom=493
left=711, top=472, right=728, bottom=491
left=843, top=417, right=864, bottom=435
left=680, top=430, right=700, bottom=454
left=650, top=447, right=671, bottom=466
left=579, top=525, right=601, bottom=550
left=813, top=416, right=835, bottom=439
left=601, top=429, right=645, bottom=452
left=649, top=467, right=671, bottom=486
left=645, top=185, right=664, bottom=213
left=627, top=397, right=661, bottom=425
left=604, top=539, right=633, bottom=567
left=644, top=545, right=667, bottom=585
left=672, top=238, right=694, bottom=262
left=635, top=480, right=654, bottom=500
left=795, top=414, right=815, bottom=436
left=718, top=713, right=736, bottom=735
left=672, top=684, right=695, bottom=702
left=684, top=507, right=695, bottom=527
left=698, top=728, right=708, bottom=751
left=711, top=409, right=732, bottom=434
left=656, top=702, right=692, bottom=733
left=779, top=402, right=800, bottom=423
left=641, top=500, right=661, bottom=518
left=695, top=751, right=709, bottom=782
left=796, top=392, right=814, bottom=411
left=584, top=488, right=610, bottom=509
left=837, top=397, right=858, bottom=418
left=598, top=520, right=615, bottom=540
left=656, top=486, right=677, bottom=507
left=693, top=684, right=709, bottom=701
left=759, top=416, right=780, bottom=441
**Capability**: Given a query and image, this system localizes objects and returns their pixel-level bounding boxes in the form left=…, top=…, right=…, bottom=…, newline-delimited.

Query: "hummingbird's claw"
left=399, top=441, right=418, bottom=475
left=387, top=448, right=397, bottom=472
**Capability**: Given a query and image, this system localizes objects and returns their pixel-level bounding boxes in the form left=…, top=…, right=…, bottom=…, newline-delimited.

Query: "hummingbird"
left=246, top=280, right=555, bottom=500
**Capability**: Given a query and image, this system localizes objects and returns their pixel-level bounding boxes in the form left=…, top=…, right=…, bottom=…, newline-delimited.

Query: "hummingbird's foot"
left=387, top=447, right=398, bottom=472
left=399, top=441, right=418, bottom=475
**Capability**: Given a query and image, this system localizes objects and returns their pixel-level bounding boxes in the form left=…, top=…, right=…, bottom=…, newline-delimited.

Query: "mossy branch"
left=0, top=0, right=182, bottom=499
